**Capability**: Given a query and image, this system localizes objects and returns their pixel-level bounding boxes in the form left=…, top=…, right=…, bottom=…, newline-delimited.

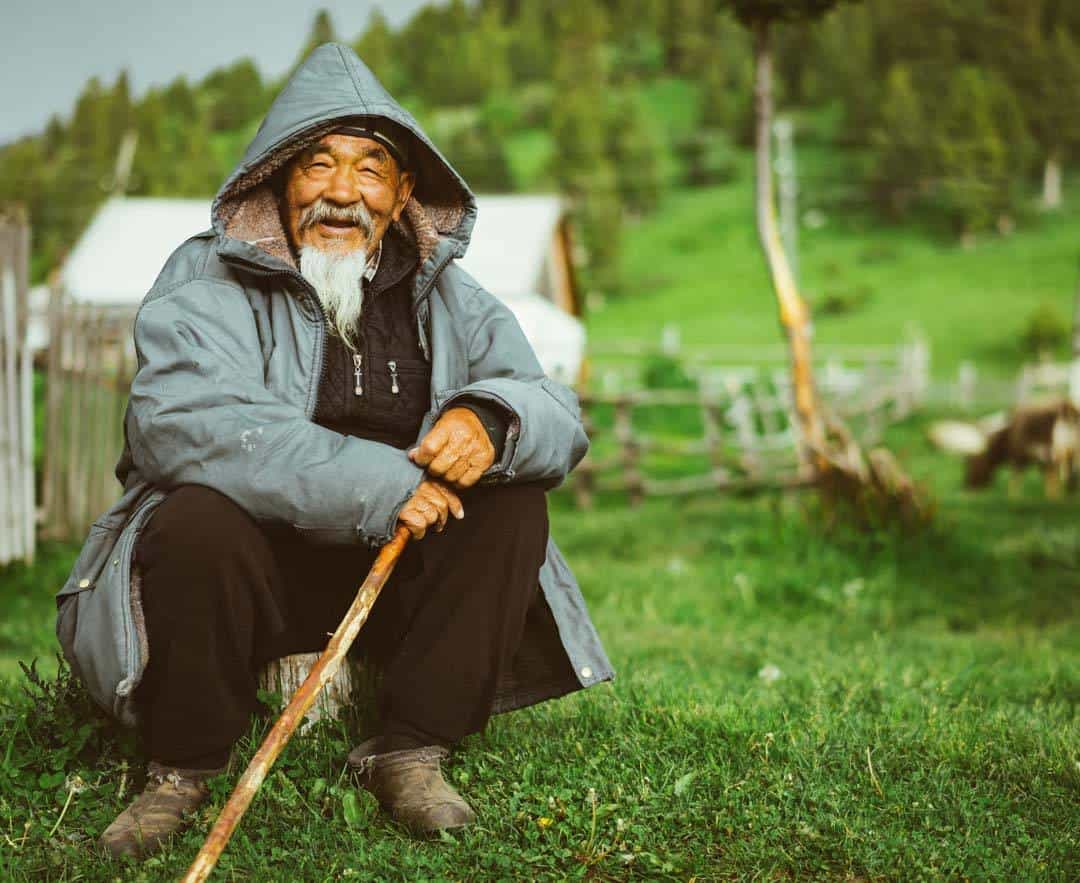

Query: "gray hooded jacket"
left=55, top=43, right=613, bottom=727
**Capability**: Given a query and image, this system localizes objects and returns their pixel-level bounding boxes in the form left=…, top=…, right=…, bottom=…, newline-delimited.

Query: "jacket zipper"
left=388, top=360, right=399, bottom=394
left=227, top=247, right=451, bottom=416
left=413, top=251, right=454, bottom=362
left=353, top=353, right=364, bottom=396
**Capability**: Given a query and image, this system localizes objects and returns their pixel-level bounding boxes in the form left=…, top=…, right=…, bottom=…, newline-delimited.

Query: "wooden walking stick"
left=182, top=524, right=412, bottom=883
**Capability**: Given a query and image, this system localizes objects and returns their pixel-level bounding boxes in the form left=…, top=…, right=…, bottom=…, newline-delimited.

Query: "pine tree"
left=811, top=2, right=876, bottom=145
left=42, top=115, right=65, bottom=162
left=608, top=84, right=664, bottom=215
left=936, top=66, right=1011, bottom=237
left=1041, top=26, right=1080, bottom=206
left=70, top=76, right=110, bottom=164
left=129, top=88, right=167, bottom=195
left=551, top=0, right=622, bottom=293
left=996, top=12, right=1080, bottom=208
left=504, top=0, right=557, bottom=84
left=106, top=71, right=134, bottom=157
left=608, top=0, right=667, bottom=77
left=869, top=65, right=931, bottom=218
left=397, top=0, right=510, bottom=106
left=352, top=9, right=403, bottom=96
left=296, top=9, right=338, bottom=66
left=161, top=76, right=198, bottom=122
left=440, top=118, right=515, bottom=193
left=203, top=59, right=265, bottom=132
left=698, top=12, right=753, bottom=135
left=664, top=0, right=715, bottom=76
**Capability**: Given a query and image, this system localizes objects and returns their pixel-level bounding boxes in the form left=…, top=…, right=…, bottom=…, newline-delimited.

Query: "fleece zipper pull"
left=353, top=353, right=363, bottom=396
left=388, top=360, right=400, bottom=394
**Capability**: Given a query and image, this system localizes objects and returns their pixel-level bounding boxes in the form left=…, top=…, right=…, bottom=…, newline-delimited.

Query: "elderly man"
left=55, top=43, right=612, bottom=858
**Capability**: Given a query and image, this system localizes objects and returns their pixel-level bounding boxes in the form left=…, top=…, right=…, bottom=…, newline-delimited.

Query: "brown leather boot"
left=98, top=762, right=216, bottom=859
left=348, top=737, right=476, bottom=833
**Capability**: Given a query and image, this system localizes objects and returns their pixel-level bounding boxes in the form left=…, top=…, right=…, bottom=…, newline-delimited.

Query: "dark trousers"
left=132, top=482, right=549, bottom=769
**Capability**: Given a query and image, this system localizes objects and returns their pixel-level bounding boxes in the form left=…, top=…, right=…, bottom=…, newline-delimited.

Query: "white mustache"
left=298, top=198, right=374, bottom=239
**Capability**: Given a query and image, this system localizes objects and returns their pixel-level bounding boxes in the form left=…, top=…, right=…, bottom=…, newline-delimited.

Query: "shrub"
left=1021, top=301, right=1070, bottom=357
left=815, top=285, right=875, bottom=316
left=641, top=353, right=696, bottom=390
left=676, top=129, right=738, bottom=188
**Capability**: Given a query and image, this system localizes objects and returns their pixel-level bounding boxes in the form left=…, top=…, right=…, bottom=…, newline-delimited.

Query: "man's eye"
left=309, top=161, right=332, bottom=170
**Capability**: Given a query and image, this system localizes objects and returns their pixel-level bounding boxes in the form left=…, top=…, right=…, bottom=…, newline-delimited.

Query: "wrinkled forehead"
left=291, top=133, right=403, bottom=174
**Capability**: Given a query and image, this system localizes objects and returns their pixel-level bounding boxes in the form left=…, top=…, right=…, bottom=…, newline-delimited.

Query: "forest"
left=3, top=0, right=1080, bottom=291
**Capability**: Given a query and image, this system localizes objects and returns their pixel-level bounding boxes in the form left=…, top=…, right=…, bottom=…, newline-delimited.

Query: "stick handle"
left=182, top=525, right=412, bottom=883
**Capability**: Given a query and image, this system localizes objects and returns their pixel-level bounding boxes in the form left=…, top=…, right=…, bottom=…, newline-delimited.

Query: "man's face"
left=282, top=133, right=415, bottom=256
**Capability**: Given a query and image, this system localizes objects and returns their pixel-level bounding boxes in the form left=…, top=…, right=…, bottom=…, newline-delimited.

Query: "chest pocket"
left=369, top=352, right=430, bottom=422
left=387, top=355, right=430, bottom=404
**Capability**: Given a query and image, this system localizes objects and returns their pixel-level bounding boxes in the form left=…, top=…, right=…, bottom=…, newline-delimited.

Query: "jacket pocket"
left=382, top=356, right=430, bottom=422
left=57, top=491, right=164, bottom=721
left=55, top=518, right=124, bottom=691
left=57, top=517, right=125, bottom=599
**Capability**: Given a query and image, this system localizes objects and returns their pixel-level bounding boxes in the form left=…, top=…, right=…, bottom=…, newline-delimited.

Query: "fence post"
left=614, top=397, right=644, bottom=505
left=958, top=361, right=977, bottom=411
left=660, top=323, right=681, bottom=357
left=573, top=394, right=595, bottom=509
left=0, top=209, right=35, bottom=565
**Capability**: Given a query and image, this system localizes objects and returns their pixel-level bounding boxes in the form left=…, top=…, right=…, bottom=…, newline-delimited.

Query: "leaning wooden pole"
left=182, top=524, right=412, bottom=883
left=752, top=19, right=826, bottom=474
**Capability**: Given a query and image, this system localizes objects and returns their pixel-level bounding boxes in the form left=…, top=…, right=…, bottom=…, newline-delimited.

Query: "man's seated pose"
left=54, top=43, right=612, bottom=859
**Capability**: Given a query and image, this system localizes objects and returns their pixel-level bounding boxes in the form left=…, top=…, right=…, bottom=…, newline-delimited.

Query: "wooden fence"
left=0, top=209, right=35, bottom=564
left=573, top=339, right=928, bottom=506
left=922, top=358, right=1080, bottom=412
left=40, top=300, right=137, bottom=541
left=37, top=310, right=931, bottom=522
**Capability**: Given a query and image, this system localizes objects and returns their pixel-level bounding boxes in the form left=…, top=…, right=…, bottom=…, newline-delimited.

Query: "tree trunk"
left=752, top=20, right=825, bottom=472
left=1042, top=150, right=1063, bottom=210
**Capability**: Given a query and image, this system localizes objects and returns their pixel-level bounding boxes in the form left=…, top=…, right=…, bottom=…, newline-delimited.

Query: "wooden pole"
left=752, top=20, right=825, bottom=471
left=182, top=524, right=411, bottom=883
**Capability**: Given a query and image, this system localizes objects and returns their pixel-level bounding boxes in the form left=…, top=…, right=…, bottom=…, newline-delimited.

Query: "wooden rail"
left=572, top=348, right=920, bottom=507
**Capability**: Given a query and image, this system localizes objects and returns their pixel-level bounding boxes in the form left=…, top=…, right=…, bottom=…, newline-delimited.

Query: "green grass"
left=4, top=160, right=1080, bottom=877
left=595, top=162, right=1080, bottom=377
left=0, top=418, right=1077, bottom=880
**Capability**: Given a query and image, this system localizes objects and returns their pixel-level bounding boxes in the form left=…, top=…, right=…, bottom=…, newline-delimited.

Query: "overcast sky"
left=1, top=0, right=436, bottom=144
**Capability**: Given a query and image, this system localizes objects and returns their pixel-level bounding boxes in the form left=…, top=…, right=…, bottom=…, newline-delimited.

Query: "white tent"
left=47, top=195, right=584, bottom=380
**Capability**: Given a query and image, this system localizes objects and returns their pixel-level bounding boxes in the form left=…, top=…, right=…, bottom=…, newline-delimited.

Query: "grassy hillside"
left=592, top=162, right=1080, bottom=377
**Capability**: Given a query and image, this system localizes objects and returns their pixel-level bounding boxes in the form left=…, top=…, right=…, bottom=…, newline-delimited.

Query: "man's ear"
left=391, top=170, right=416, bottom=222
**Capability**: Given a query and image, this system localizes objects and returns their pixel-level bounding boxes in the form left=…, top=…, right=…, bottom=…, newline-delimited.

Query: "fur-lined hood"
left=210, top=42, right=477, bottom=281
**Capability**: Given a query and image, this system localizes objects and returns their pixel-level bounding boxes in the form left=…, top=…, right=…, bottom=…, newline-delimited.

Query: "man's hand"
left=397, top=479, right=464, bottom=540
left=408, top=407, right=495, bottom=490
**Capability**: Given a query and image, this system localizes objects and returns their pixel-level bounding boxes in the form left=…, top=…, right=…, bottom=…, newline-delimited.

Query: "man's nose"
left=323, top=164, right=361, bottom=205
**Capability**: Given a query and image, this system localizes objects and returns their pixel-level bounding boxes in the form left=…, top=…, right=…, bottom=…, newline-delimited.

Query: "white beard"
left=298, top=245, right=368, bottom=351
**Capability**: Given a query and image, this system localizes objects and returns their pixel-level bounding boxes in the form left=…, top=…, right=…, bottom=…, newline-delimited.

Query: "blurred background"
left=0, top=2, right=1077, bottom=879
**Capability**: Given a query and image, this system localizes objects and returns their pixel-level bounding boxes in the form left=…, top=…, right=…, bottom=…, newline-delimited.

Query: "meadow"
left=1, top=163, right=1078, bottom=879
